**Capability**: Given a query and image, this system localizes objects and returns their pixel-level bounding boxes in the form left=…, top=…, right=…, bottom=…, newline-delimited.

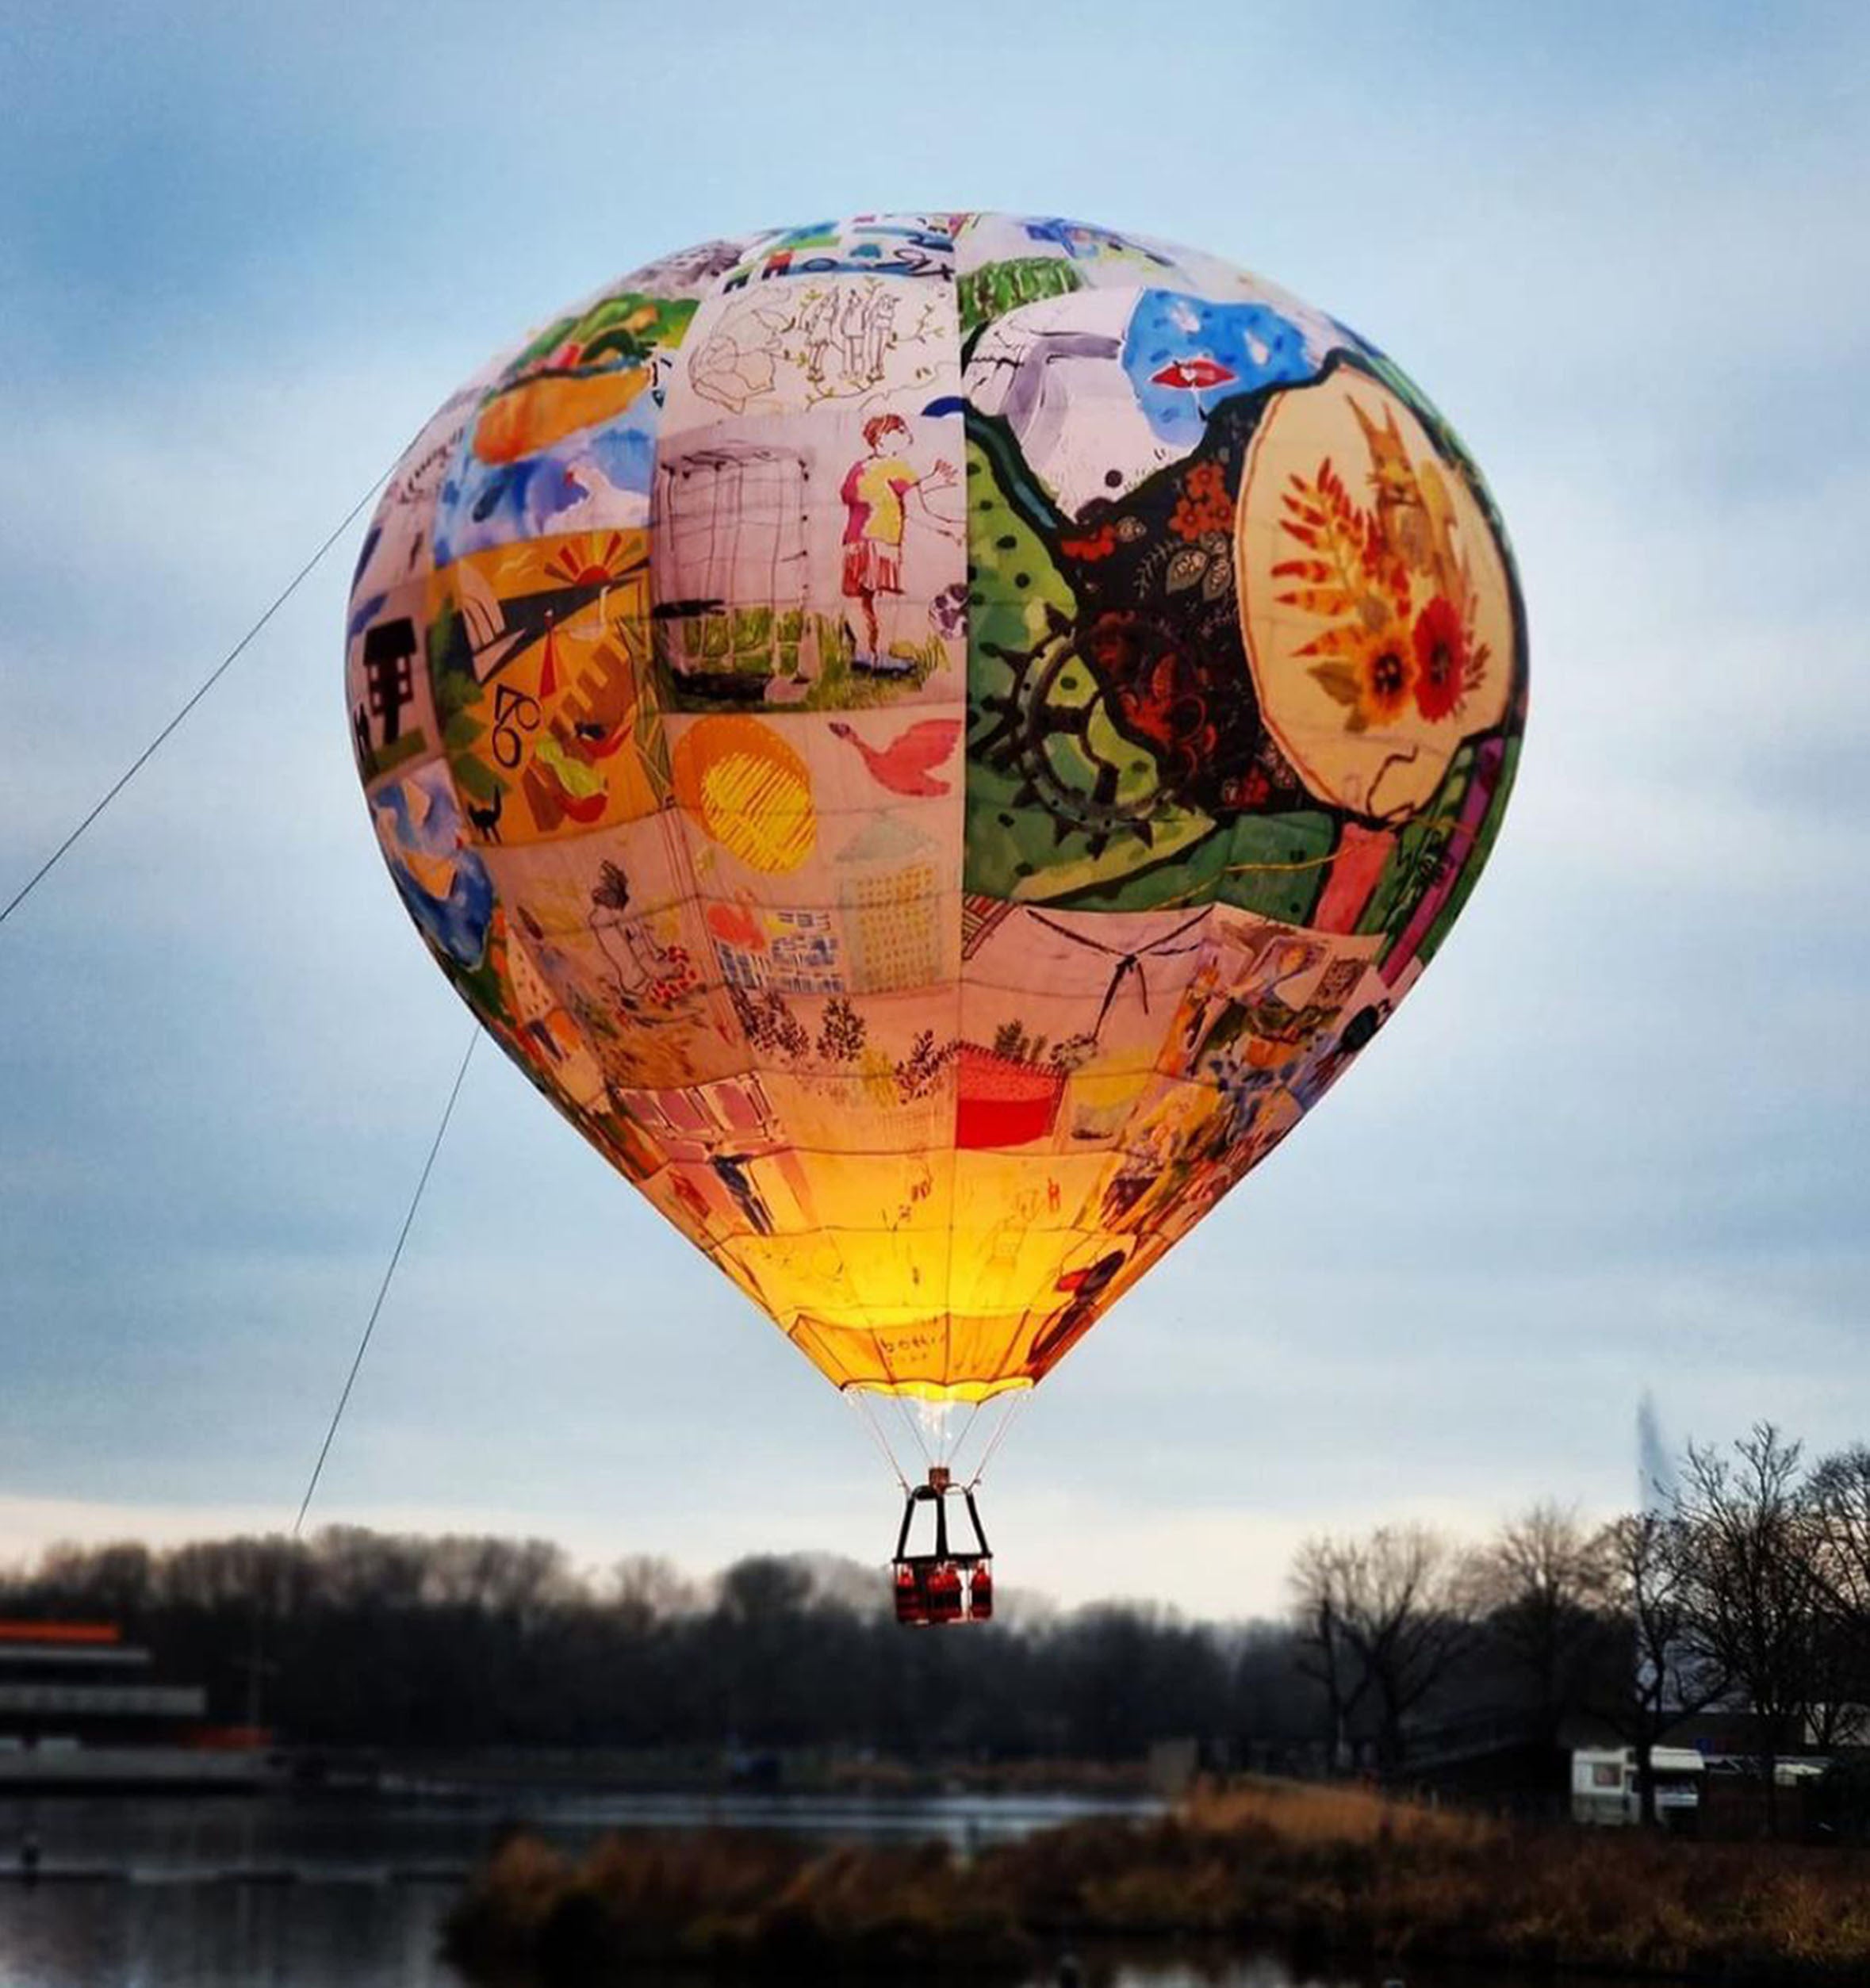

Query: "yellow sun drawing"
left=672, top=717, right=816, bottom=874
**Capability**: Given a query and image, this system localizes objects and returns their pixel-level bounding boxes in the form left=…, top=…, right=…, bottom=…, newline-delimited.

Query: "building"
left=0, top=1620, right=281, bottom=1791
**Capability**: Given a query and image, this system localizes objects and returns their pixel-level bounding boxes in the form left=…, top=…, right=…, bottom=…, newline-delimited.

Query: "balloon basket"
left=891, top=1468, right=993, bottom=1627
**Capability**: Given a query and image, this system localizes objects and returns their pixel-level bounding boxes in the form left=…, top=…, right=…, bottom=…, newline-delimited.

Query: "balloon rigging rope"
left=292, top=1027, right=479, bottom=1538
left=860, top=1329, right=933, bottom=1474
left=0, top=467, right=392, bottom=931
left=968, top=1386, right=1031, bottom=1490
left=842, top=1389, right=910, bottom=1493
left=945, top=1396, right=983, bottom=1474
left=891, top=1392, right=933, bottom=1473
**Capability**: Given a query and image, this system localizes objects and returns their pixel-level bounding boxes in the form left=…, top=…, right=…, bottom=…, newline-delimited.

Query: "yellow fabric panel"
left=787, top=1312, right=1035, bottom=1402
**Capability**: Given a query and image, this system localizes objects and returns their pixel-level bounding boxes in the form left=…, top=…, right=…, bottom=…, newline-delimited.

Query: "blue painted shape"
left=374, top=765, right=494, bottom=969
left=432, top=387, right=659, bottom=565
left=1121, top=289, right=1320, bottom=445
left=1022, top=216, right=1174, bottom=264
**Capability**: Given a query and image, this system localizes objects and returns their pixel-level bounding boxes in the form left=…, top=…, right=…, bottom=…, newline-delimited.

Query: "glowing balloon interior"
left=347, top=213, right=1527, bottom=1415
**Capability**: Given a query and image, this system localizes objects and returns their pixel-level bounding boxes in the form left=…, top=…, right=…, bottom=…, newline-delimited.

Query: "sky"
left=1, top=1, right=1866, bottom=1622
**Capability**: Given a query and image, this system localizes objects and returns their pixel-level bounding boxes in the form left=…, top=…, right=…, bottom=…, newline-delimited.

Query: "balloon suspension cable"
left=842, top=1389, right=910, bottom=1493
left=968, top=1388, right=1033, bottom=1491
left=864, top=1330, right=935, bottom=1474
left=292, top=1028, right=478, bottom=1538
left=890, top=1393, right=934, bottom=1473
left=944, top=1396, right=983, bottom=1473
left=0, top=465, right=393, bottom=932
left=848, top=1384, right=1030, bottom=1492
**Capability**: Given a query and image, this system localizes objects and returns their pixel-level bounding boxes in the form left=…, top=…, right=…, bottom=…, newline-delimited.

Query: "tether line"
left=1, top=469, right=391, bottom=930
left=293, top=1028, right=478, bottom=1537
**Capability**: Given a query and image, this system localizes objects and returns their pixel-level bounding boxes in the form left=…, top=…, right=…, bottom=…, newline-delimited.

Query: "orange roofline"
left=0, top=1621, right=121, bottom=1645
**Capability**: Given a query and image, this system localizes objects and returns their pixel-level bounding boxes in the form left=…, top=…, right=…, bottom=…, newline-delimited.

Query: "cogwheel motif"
left=972, top=603, right=1190, bottom=859
left=976, top=589, right=1271, bottom=851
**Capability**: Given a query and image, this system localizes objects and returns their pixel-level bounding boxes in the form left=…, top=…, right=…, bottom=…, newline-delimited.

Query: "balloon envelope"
left=347, top=212, right=1527, bottom=1406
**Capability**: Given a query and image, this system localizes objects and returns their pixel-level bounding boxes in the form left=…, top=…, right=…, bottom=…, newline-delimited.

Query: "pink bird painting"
left=828, top=718, right=963, bottom=797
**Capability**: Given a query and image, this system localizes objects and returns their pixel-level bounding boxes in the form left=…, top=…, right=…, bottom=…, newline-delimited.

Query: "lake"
left=0, top=1788, right=1660, bottom=1988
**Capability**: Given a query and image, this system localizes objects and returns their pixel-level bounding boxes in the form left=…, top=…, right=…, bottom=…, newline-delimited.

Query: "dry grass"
left=444, top=1829, right=1027, bottom=1982
left=445, top=1778, right=1870, bottom=1985
left=1183, top=1774, right=1497, bottom=1848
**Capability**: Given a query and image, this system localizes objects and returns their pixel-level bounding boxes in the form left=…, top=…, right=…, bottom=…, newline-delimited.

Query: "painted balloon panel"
left=348, top=213, right=1527, bottom=1404
left=351, top=345, right=523, bottom=606
left=645, top=246, right=968, bottom=722
left=1236, top=366, right=1516, bottom=821
left=370, top=763, right=495, bottom=971
left=427, top=527, right=666, bottom=847
left=347, top=579, right=444, bottom=794
left=433, top=286, right=702, bottom=563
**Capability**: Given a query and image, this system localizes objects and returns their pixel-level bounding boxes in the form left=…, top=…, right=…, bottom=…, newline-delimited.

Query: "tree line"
left=1291, top=1425, right=1870, bottom=1825
left=2, top=1425, right=1864, bottom=1813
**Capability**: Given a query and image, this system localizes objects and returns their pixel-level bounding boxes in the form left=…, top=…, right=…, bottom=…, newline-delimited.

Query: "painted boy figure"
left=839, top=413, right=955, bottom=668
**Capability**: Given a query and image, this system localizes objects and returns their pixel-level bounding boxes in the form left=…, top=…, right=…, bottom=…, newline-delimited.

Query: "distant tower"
left=1636, top=1390, right=1676, bottom=1514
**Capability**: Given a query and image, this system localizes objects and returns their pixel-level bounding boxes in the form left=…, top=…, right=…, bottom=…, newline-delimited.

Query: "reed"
left=1182, top=1773, right=1496, bottom=1847
left=445, top=1777, right=1870, bottom=1985
left=444, top=1828, right=1029, bottom=1981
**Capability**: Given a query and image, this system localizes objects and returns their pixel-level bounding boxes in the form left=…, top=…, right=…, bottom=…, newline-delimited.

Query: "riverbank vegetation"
left=445, top=1778, right=1870, bottom=1985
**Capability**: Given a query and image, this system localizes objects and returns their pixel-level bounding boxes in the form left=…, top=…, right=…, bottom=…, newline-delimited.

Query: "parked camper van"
left=1571, top=1745, right=1703, bottom=1825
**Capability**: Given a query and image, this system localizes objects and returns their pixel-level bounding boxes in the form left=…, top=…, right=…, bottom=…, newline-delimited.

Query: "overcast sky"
left=1, top=2, right=1865, bottom=1621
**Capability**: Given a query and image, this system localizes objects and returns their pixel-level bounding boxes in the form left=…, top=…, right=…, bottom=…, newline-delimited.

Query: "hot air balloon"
left=346, top=213, right=1527, bottom=1623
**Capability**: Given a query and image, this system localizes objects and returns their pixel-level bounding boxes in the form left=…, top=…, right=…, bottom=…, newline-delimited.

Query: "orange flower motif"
left=1351, top=621, right=1416, bottom=726
left=1411, top=596, right=1469, bottom=721
left=1060, top=522, right=1117, bottom=561
left=1170, top=461, right=1232, bottom=540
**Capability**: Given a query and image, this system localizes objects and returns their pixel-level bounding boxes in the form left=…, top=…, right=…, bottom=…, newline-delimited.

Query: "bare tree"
left=1809, top=1447, right=1870, bottom=1604
left=1290, top=1535, right=1370, bottom=1771
left=1804, top=1446, right=1870, bottom=1743
left=1673, top=1423, right=1826, bottom=1834
left=609, top=1556, right=699, bottom=1625
left=1475, top=1502, right=1617, bottom=1746
left=1596, top=1510, right=1729, bottom=1825
left=1290, top=1525, right=1476, bottom=1773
